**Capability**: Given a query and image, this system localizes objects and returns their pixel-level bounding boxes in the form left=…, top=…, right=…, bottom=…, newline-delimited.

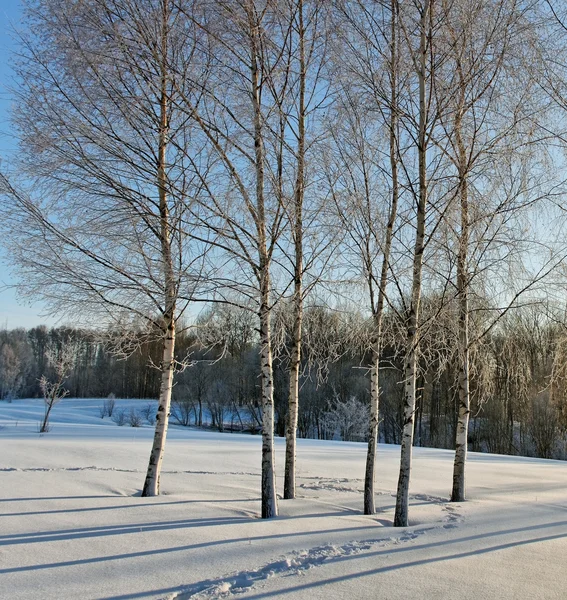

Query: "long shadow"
left=0, top=516, right=249, bottom=545
left=3, top=517, right=567, bottom=578
left=372, top=500, right=449, bottom=513
left=1, top=489, right=382, bottom=518
left=315, top=518, right=567, bottom=563
left=0, top=495, right=117, bottom=503
left=0, top=523, right=377, bottom=575
left=0, top=498, right=258, bottom=518
left=0, top=508, right=364, bottom=546
left=237, top=529, right=567, bottom=599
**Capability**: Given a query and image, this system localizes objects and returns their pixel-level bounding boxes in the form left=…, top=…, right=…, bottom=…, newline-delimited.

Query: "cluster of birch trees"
left=2, top=0, right=567, bottom=524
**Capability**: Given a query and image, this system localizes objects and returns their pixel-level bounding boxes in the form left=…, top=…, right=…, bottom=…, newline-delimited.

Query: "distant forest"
left=1, top=302, right=566, bottom=461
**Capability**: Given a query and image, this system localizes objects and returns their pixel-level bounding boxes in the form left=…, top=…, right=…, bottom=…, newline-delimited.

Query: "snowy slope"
left=1, top=398, right=566, bottom=599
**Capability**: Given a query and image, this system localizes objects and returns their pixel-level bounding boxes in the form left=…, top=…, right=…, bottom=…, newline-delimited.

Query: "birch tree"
left=282, top=0, right=332, bottom=501
left=283, top=0, right=308, bottom=502
left=176, top=0, right=300, bottom=518
left=437, top=0, right=517, bottom=503
left=1, top=0, right=209, bottom=496
left=392, top=0, right=435, bottom=528
left=333, top=0, right=402, bottom=515
left=435, top=0, right=557, bottom=502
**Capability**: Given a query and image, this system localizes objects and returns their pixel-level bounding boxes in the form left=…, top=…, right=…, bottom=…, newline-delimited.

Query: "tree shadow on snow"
left=3, top=518, right=567, bottom=584
left=0, top=495, right=117, bottom=502
left=177, top=521, right=567, bottom=600
left=0, top=497, right=258, bottom=518
left=0, top=515, right=249, bottom=546
left=0, top=523, right=382, bottom=574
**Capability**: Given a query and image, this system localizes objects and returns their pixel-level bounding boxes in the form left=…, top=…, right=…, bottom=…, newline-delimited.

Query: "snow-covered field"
left=1, top=398, right=566, bottom=600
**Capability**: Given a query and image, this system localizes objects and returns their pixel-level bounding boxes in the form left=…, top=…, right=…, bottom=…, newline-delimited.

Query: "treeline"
left=2, top=302, right=566, bottom=460
left=0, top=326, right=164, bottom=399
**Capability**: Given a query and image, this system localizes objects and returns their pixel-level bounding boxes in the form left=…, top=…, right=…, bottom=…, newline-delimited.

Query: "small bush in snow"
left=171, top=398, right=195, bottom=426
left=322, top=397, right=369, bottom=442
left=105, top=395, right=116, bottom=417
left=140, top=403, right=156, bottom=425
left=99, top=396, right=117, bottom=418
left=112, top=408, right=126, bottom=426
left=39, top=346, right=73, bottom=434
left=128, top=408, right=143, bottom=427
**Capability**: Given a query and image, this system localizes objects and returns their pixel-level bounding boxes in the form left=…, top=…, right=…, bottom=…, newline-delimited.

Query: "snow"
left=1, top=398, right=566, bottom=599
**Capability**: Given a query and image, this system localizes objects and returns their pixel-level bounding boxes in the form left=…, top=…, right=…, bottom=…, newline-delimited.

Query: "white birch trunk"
left=394, top=336, right=419, bottom=526
left=247, top=1, right=278, bottom=518
left=260, top=274, right=278, bottom=518
left=284, top=0, right=305, bottom=501
left=284, top=294, right=302, bottom=500
left=142, top=0, right=175, bottom=497
left=142, top=317, right=175, bottom=497
left=363, top=0, right=399, bottom=516
left=451, top=69, right=470, bottom=503
left=394, top=0, right=429, bottom=527
left=452, top=289, right=470, bottom=501
left=364, top=348, right=380, bottom=514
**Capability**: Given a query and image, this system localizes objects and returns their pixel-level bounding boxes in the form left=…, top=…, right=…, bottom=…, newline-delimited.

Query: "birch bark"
left=284, top=0, right=305, bottom=501
left=364, top=0, right=400, bottom=515
left=394, top=0, right=430, bottom=528
left=451, top=54, right=470, bottom=503
left=247, top=0, right=278, bottom=518
left=0, top=0, right=208, bottom=499
left=142, top=0, right=176, bottom=497
left=259, top=268, right=278, bottom=517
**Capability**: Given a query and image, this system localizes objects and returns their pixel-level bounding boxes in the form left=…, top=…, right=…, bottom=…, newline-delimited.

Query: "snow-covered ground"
left=1, top=398, right=566, bottom=599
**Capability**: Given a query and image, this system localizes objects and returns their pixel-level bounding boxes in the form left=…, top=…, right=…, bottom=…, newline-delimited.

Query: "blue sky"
left=0, top=1, right=55, bottom=329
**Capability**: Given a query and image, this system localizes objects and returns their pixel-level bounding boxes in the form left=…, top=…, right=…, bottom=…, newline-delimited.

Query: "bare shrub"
left=140, top=402, right=156, bottom=425
left=128, top=408, right=142, bottom=427
left=112, top=408, right=126, bottom=426
left=207, top=380, right=231, bottom=432
left=105, top=394, right=116, bottom=417
left=39, top=345, right=74, bottom=433
left=99, top=394, right=117, bottom=418
left=322, top=397, right=369, bottom=442
left=171, top=398, right=195, bottom=427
